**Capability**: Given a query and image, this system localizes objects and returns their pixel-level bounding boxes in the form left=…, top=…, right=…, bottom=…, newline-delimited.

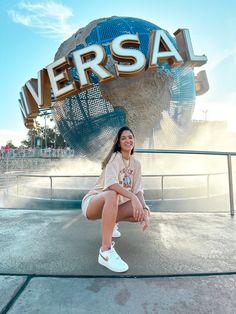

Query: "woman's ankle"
left=101, top=245, right=111, bottom=252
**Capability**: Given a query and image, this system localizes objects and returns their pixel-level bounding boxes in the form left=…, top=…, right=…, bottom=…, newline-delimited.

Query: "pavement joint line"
left=1, top=276, right=32, bottom=314
left=0, top=272, right=236, bottom=280
left=62, top=213, right=83, bottom=229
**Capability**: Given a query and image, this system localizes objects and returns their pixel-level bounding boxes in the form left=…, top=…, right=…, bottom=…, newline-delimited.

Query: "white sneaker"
left=112, top=223, right=121, bottom=238
left=98, top=242, right=129, bottom=272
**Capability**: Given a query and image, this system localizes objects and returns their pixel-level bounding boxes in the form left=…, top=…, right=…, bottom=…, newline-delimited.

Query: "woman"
left=81, top=126, right=150, bottom=272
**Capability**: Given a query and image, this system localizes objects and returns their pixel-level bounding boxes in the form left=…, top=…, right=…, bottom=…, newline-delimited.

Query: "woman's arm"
left=136, top=191, right=151, bottom=216
left=135, top=191, right=150, bottom=231
left=108, top=183, right=145, bottom=222
left=132, top=160, right=151, bottom=217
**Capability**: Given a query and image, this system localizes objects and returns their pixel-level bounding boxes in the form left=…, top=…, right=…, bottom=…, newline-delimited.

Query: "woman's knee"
left=135, top=191, right=142, bottom=199
left=86, top=191, right=118, bottom=219
left=104, top=190, right=118, bottom=204
left=86, top=215, right=97, bottom=221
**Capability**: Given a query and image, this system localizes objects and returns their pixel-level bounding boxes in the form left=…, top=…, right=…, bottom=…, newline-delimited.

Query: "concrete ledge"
left=3, top=193, right=229, bottom=211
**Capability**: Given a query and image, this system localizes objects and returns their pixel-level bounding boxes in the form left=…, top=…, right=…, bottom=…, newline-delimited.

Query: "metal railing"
left=4, top=149, right=236, bottom=216
left=14, top=172, right=225, bottom=201
left=136, top=149, right=236, bottom=216
left=143, top=172, right=226, bottom=200
left=0, top=148, right=75, bottom=159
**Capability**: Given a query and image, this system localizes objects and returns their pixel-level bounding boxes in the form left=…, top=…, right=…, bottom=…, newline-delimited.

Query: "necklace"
left=122, top=156, right=130, bottom=170
left=122, top=156, right=132, bottom=188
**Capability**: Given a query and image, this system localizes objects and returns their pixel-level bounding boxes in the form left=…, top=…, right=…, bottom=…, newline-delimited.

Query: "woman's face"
left=119, top=130, right=135, bottom=153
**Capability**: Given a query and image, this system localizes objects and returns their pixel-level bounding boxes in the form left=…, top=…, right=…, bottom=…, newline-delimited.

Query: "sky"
left=0, top=0, right=236, bottom=147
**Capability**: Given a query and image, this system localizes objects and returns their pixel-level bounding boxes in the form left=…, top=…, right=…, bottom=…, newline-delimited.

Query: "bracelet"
left=143, top=206, right=149, bottom=211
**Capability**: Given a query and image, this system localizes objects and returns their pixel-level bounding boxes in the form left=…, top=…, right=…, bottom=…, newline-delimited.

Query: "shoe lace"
left=110, top=241, right=121, bottom=261
left=113, top=224, right=118, bottom=232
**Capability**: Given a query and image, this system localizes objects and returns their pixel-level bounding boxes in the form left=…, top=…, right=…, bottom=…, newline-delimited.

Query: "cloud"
left=206, top=45, right=236, bottom=73
left=0, top=129, right=28, bottom=147
left=8, top=0, right=78, bottom=40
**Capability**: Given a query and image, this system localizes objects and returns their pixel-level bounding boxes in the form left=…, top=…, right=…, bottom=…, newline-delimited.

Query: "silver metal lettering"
left=25, top=69, right=51, bottom=109
left=111, top=34, right=146, bottom=77
left=174, top=29, right=207, bottom=67
left=148, top=30, right=183, bottom=69
left=72, top=44, right=114, bottom=89
left=47, top=56, right=78, bottom=100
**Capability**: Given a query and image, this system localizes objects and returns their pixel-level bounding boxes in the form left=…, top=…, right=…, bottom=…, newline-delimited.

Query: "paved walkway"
left=0, top=209, right=236, bottom=313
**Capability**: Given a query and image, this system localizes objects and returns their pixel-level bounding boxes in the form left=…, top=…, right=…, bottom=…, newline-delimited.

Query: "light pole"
left=44, top=114, right=47, bottom=149
left=202, top=109, right=208, bottom=121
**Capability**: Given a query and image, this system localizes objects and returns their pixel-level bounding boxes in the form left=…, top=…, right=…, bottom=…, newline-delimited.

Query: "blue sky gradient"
left=1, top=0, right=236, bottom=145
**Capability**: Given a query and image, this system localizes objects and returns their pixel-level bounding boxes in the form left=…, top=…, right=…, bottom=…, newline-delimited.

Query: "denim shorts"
left=81, top=194, right=96, bottom=218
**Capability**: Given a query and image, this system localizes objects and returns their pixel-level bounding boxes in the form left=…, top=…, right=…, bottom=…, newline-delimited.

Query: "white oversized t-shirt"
left=84, top=152, right=143, bottom=204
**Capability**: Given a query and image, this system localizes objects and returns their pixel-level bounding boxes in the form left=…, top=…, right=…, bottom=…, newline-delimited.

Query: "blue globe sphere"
left=53, top=16, right=195, bottom=158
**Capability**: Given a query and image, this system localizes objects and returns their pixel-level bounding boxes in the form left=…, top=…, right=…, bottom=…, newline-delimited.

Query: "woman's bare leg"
left=86, top=191, right=119, bottom=251
left=116, top=200, right=136, bottom=222
left=85, top=191, right=146, bottom=249
left=116, top=192, right=145, bottom=222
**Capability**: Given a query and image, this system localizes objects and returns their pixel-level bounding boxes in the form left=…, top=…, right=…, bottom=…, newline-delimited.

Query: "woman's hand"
left=131, top=195, right=145, bottom=222
left=141, top=211, right=150, bottom=231
left=144, top=205, right=151, bottom=217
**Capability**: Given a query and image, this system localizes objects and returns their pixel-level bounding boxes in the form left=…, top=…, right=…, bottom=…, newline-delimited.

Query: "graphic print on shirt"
left=120, top=168, right=133, bottom=189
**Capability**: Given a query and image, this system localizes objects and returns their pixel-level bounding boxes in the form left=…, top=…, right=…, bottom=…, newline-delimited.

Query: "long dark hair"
left=101, top=126, right=135, bottom=169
